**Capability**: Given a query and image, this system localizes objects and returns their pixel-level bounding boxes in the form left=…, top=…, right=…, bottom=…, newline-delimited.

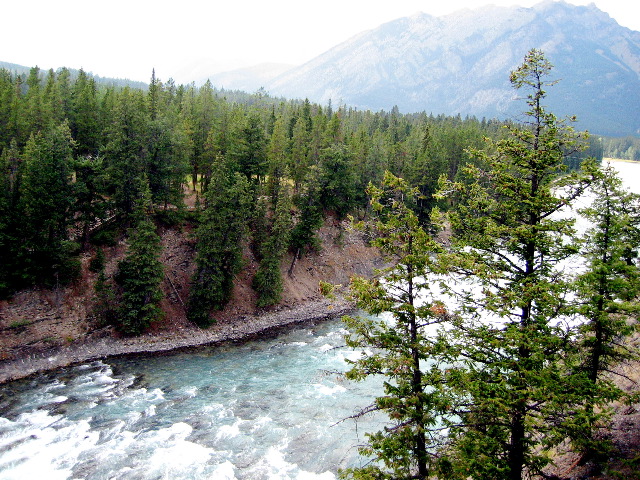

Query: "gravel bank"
left=0, top=298, right=355, bottom=384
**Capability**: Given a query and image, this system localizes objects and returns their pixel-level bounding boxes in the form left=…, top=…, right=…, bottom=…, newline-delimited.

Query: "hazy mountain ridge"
left=0, top=62, right=148, bottom=90
left=262, top=1, right=640, bottom=136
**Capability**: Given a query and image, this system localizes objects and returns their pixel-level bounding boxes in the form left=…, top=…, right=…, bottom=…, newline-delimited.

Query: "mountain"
left=260, top=0, right=640, bottom=137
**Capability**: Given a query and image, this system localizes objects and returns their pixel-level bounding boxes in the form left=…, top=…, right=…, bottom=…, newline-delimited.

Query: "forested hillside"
left=0, top=65, right=600, bottom=333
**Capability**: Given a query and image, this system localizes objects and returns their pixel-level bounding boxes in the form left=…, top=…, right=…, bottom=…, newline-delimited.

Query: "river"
left=0, top=159, right=638, bottom=480
left=0, top=318, right=383, bottom=479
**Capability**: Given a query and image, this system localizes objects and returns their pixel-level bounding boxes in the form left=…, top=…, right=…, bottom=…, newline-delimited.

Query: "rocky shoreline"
left=0, top=297, right=355, bottom=385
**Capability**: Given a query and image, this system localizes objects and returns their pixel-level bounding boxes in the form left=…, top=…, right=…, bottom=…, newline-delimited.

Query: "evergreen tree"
left=235, top=112, right=267, bottom=184
left=102, top=87, right=148, bottom=219
left=253, top=186, right=293, bottom=307
left=70, top=69, right=99, bottom=155
left=571, top=164, right=640, bottom=456
left=19, top=121, right=79, bottom=286
left=24, top=66, right=45, bottom=138
left=114, top=183, right=164, bottom=335
left=0, top=69, right=17, bottom=152
left=187, top=157, right=252, bottom=327
left=266, top=115, right=289, bottom=203
left=319, top=144, right=358, bottom=219
left=0, top=140, right=22, bottom=295
left=434, top=49, right=595, bottom=479
left=341, top=172, right=451, bottom=479
left=74, top=155, right=109, bottom=249
left=289, top=115, right=310, bottom=193
left=289, top=166, right=324, bottom=256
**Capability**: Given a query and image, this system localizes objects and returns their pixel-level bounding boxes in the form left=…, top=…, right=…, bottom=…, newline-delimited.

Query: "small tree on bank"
left=253, top=186, right=293, bottom=307
left=113, top=189, right=164, bottom=335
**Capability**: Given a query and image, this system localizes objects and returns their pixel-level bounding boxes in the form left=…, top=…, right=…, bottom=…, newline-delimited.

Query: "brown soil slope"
left=0, top=218, right=382, bottom=383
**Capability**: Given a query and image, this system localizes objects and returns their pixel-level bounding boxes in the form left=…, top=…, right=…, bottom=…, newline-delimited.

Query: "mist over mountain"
left=256, top=1, right=640, bottom=136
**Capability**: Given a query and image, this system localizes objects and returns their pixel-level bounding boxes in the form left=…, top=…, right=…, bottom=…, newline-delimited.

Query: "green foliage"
left=571, top=164, right=640, bottom=455
left=92, top=269, right=117, bottom=327
left=290, top=166, right=324, bottom=255
left=18, top=121, right=78, bottom=287
left=342, top=172, right=451, bottom=480
left=319, top=144, right=359, bottom=218
left=252, top=187, right=293, bottom=307
left=433, top=49, right=597, bottom=479
left=114, top=212, right=164, bottom=335
left=601, top=136, right=640, bottom=161
left=187, top=158, right=252, bottom=327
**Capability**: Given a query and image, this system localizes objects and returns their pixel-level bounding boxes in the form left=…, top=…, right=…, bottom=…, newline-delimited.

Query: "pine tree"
left=0, top=140, right=21, bottom=295
left=24, top=67, right=45, bottom=138
left=434, top=49, right=596, bottom=479
left=289, top=166, right=324, bottom=257
left=319, top=144, right=358, bottom=219
left=187, top=157, right=252, bottom=327
left=266, top=115, right=289, bottom=204
left=74, top=155, right=108, bottom=249
left=114, top=182, right=164, bottom=335
left=70, top=69, right=99, bottom=155
left=102, top=87, right=148, bottom=219
left=253, top=186, right=293, bottom=307
left=571, top=164, right=640, bottom=456
left=341, top=172, right=452, bottom=480
left=19, top=121, right=79, bottom=286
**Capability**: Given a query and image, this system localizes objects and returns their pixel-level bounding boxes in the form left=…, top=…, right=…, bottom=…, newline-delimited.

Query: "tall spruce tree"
left=19, top=121, right=79, bottom=286
left=187, top=157, right=252, bottom=327
left=102, top=87, right=148, bottom=219
left=113, top=181, right=164, bottom=335
left=571, top=164, right=640, bottom=456
left=253, top=186, right=293, bottom=307
left=341, top=172, right=452, bottom=479
left=434, top=49, right=596, bottom=479
left=0, top=141, right=20, bottom=295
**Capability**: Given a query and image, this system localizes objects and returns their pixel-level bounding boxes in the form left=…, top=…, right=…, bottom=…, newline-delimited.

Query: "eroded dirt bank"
left=0, top=218, right=382, bottom=383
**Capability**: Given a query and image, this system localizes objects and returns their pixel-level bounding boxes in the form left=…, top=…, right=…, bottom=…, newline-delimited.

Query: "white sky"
left=3, top=0, right=639, bottom=84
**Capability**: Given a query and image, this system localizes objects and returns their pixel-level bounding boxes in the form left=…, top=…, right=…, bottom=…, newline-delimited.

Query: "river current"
left=0, top=318, right=384, bottom=479
left=0, top=160, right=637, bottom=480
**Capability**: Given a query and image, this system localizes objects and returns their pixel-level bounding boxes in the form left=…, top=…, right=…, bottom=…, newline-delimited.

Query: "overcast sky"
left=3, top=0, right=638, bottom=84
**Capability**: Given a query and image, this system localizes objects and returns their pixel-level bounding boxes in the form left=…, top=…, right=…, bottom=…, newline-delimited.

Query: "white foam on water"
left=215, top=418, right=242, bottom=440
left=250, top=415, right=273, bottom=431
left=0, top=409, right=99, bottom=479
left=318, top=344, right=334, bottom=352
left=247, top=442, right=337, bottom=480
left=208, top=460, right=237, bottom=479
left=143, top=404, right=157, bottom=417
left=297, top=471, right=336, bottom=480
left=179, top=385, right=198, bottom=398
left=313, top=384, right=347, bottom=396
left=139, top=422, right=223, bottom=479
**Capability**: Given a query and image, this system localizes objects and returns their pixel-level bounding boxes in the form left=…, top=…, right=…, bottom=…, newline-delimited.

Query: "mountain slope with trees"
left=265, top=1, right=640, bottom=137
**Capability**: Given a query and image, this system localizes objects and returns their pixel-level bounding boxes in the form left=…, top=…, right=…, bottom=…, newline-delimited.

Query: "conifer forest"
left=2, top=49, right=640, bottom=480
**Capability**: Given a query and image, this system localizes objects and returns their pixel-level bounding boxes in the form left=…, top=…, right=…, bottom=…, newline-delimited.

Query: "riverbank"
left=0, top=214, right=382, bottom=384
left=0, top=296, right=355, bottom=384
